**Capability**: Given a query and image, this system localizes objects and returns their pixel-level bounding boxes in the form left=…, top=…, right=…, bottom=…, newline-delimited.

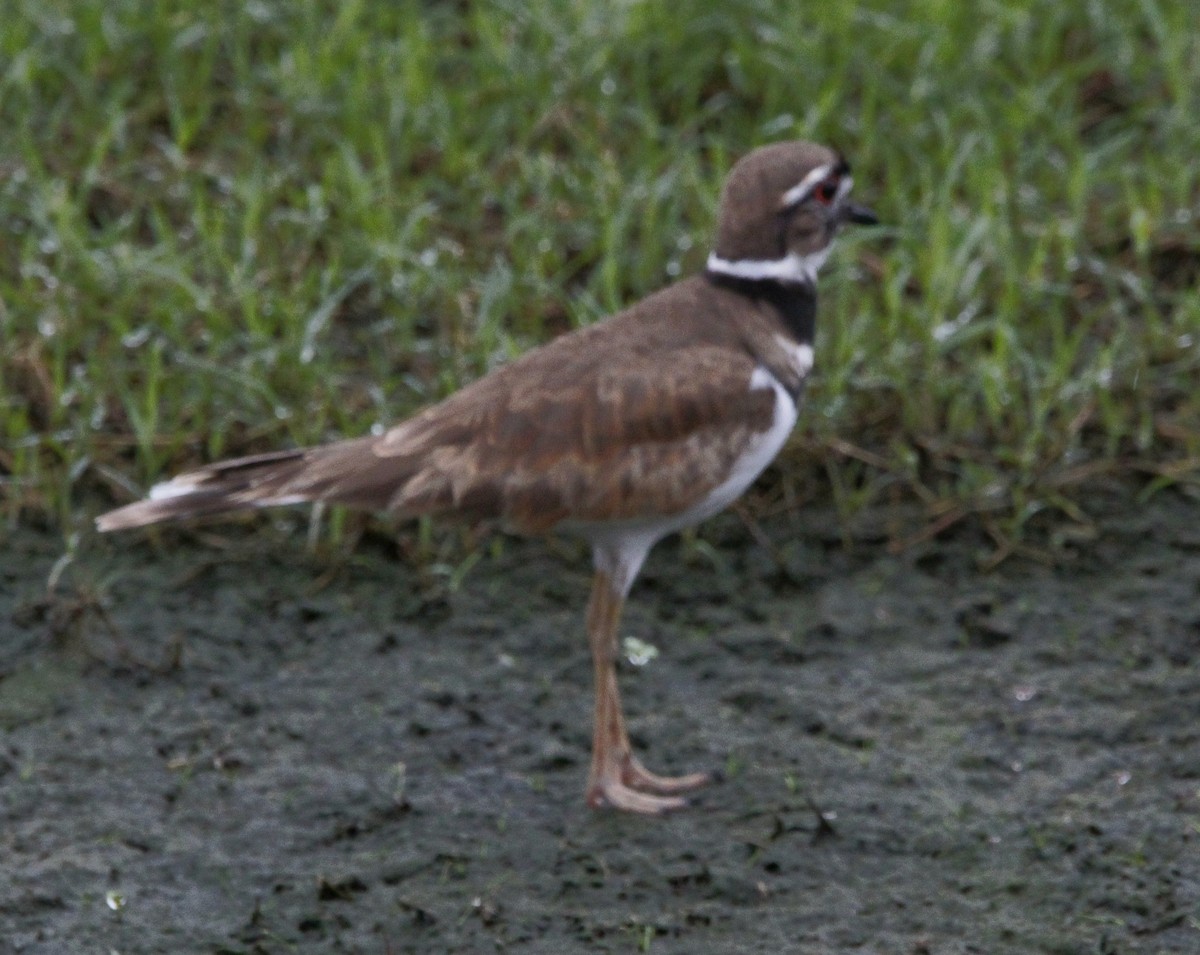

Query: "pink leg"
left=583, top=570, right=711, bottom=814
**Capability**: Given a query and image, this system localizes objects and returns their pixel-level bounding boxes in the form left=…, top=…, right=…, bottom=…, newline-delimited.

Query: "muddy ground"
left=1, top=489, right=1198, bottom=954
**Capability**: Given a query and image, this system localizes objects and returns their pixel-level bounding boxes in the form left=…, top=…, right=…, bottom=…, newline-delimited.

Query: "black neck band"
left=703, top=270, right=816, bottom=345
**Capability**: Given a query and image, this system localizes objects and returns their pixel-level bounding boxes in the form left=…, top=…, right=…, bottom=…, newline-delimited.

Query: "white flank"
left=779, top=162, right=836, bottom=207
left=148, top=477, right=200, bottom=501
left=706, top=246, right=831, bottom=285
left=679, top=366, right=797, bottom=525
left=748, top=365, right=777, bottom=390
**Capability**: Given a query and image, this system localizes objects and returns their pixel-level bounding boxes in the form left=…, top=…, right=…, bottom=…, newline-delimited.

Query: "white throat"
left=706, top=246, right=831, bottom=285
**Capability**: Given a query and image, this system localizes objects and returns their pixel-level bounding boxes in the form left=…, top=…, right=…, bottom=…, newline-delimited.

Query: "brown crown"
left=711, top=141, right=841, bottom=262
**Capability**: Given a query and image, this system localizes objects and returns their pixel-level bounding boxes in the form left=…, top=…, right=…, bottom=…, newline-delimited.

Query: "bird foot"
left=622, top=757, right=711, bottom=796
left=586, top=755, right=712, bottom=814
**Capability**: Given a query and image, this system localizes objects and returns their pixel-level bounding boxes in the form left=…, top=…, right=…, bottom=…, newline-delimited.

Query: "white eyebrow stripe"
left=779, top=162, right=836, bottom=207
left=836, top=175, right=854, bottom=203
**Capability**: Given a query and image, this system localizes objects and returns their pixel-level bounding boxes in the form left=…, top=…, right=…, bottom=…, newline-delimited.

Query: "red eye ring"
left=814, top=179, right=839, bottom=205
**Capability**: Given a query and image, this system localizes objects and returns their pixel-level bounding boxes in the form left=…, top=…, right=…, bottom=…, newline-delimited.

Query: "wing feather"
left=370, top=333, right=778, bottom=533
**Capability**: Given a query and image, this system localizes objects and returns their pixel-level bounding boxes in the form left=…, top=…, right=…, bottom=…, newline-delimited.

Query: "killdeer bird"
left=96, top=141, right=877, bottom=814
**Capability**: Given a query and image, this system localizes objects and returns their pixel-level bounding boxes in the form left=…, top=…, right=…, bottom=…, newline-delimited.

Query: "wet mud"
left=2, top=491, right=1198, bottom=953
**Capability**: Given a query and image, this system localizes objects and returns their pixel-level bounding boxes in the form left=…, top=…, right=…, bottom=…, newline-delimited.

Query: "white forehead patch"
left=835, top=175, right=854, bottom=203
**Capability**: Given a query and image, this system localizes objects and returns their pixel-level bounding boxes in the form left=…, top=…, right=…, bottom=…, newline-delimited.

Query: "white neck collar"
left=706, top=247, right=830, bottom=286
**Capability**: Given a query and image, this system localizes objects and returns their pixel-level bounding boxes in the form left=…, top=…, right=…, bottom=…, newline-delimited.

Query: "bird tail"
left=96, top=447, right=329, bottom=532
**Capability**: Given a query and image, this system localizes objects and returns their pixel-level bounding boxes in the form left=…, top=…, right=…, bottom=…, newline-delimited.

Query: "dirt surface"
left=2, top=491, right=1199, bottom=954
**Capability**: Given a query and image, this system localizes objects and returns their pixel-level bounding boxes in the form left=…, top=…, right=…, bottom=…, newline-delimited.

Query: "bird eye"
left=814, top=179, right=839, bottom=205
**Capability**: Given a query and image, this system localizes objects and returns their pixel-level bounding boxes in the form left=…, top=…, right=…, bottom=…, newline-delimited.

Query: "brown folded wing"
left=362, top=332, right=777, bottom=533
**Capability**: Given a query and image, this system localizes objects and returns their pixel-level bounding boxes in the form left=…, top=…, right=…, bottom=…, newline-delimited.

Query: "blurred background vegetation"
left=1, top=0, right=1197, bottom=555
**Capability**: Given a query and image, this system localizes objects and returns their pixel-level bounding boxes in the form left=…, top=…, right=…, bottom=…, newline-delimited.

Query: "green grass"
left=2, top=0, right=1198, bottom=549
